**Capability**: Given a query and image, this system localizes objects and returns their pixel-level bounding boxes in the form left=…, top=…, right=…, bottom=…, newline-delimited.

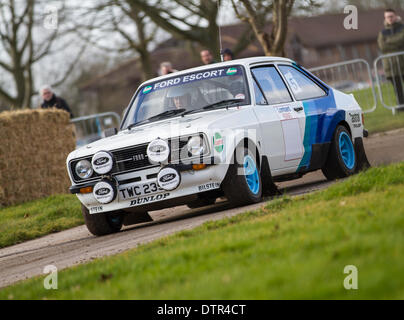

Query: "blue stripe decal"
left=297, top=89, right=346, bottom=171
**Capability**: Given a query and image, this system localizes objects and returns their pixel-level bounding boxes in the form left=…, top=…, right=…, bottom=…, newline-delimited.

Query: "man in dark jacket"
left=377, top=9, right=404, bottom=108
left=40, top=85, right=74, bottom=118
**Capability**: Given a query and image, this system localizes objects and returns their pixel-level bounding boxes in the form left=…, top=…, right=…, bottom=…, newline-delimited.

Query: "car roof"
left=142, top=56, right=295, bottom=86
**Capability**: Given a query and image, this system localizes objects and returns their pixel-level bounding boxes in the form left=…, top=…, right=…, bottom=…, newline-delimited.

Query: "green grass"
left=2, top=163, right=404, bottom=300
left=351, top=84, right=404, bottom=134
left=0, top=194, right=82, bottom=248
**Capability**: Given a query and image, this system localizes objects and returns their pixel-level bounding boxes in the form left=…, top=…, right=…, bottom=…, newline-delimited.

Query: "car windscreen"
left=121, top=65, right=249, bottom=129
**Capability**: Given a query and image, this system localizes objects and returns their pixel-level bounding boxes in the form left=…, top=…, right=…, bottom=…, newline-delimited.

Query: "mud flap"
left=123, top=211, right=153, bottom=226
left=354, top=137, right=371, bottom=173
left=261, top=156, right=281, bottom=196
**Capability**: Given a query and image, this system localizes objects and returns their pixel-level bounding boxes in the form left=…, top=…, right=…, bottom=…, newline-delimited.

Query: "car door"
left=251, top=65, right=306, bottom=173
left=277, top=64, right=329, bottom=171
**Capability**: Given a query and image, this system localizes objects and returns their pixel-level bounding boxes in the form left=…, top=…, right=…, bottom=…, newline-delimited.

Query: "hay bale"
left=0, top=108, right=76, bottom=207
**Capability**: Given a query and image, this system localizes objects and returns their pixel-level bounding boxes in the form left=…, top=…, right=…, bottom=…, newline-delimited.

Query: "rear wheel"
left=82, top=205, right=123, bottom=236
left=322, top=125, right=357, bottom=180
left=222, top=146, right=262, bottom=206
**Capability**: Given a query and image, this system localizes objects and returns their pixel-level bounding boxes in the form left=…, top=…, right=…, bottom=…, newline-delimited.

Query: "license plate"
left=118, top=181, right=164, bottom=200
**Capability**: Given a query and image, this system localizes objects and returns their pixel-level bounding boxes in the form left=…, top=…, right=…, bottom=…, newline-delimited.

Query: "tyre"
left=82, top=205, right=123, bottom=236
left=222, top=145, right=262, bottom=206
left=322, top=125, right=357, bottom=180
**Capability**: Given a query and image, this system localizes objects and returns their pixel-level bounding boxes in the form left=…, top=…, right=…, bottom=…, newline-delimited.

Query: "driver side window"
left=252, top=66, right=293, bottom=105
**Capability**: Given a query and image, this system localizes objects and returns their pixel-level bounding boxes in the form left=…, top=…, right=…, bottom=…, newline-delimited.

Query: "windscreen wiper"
left=147, top=108, right=186, bottom=121
left=180, top=99, right=243, bottom=117
left=203, top=99, right=244, bottom=110
left=127, top=119, right=150, bottom=130
left=126, top=108, right=186, bottom=130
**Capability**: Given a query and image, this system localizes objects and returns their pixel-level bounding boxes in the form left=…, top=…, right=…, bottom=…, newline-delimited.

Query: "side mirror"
left=103, top=127, right=118, bottom=138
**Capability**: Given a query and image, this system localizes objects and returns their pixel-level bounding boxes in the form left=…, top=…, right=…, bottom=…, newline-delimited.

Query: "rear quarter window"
left=278, top=65, right=326, bottom=101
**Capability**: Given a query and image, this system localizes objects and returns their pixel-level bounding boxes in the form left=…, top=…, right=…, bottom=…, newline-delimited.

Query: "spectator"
left=222, top=48, right=234, bottom=61
left=40, top=85, right=74, bottom=118
left=377, top=8, right=404, bottom=110
left=159, top=61, right=178, bottom=76
left=200, top=49, right=216, bottom=65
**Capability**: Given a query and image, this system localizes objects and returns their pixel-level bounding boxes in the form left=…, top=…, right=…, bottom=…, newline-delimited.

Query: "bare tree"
left=0, top=0, right=87, bottom=109
left=75, top=0, right=161, bottom=81
left=128, top=0, right=222, bottom=59
left=231, top=0, right=320, bottom=57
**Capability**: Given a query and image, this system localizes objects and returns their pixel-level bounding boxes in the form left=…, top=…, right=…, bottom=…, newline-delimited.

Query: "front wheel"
left=222, top=146, right=262, bottom=206
left=322, top=125, right=357, bottom=180
left=82, top=205, right=123, bottom=236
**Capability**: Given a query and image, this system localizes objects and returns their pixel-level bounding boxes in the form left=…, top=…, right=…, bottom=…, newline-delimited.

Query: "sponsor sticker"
left=198, top=182, right=220, bottom=192
left=129, top=193, right=170, bottom=206
left=284, top=72, right=303, bottom=94
left=235, top=93, right=245, bottom=100
left=90, top=206, right=103, bottom=214
left=349, top=113, right=361, bottom=123
left=276, top=106, right=294, bottom=120
left=140, top=66, right=242, bottom=95
left=226, top=68, right=238, bottom=75
left=213, top=132, right=224, bottom=153
left=277, top=106, right=292, bottom=113
left=92, top=151, right=114, bottom=175
left=157, top=167, right=181, bottom=191
left=143, top=86, right=153, bottom=94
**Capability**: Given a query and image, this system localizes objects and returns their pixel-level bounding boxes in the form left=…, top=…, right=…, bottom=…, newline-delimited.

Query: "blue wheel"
left=322, top=125, right=357, bottom=180
left=244, top=155, right=260, bottom=195
left=222, top=146, right=262, bottom=206
left=339, top=131, right=355, bottom=170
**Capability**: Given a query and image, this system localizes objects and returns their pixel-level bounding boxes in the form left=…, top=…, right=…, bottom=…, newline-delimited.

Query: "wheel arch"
left=321, top=109, right=350, bottom=143
left=222, top=137, right=262, bottom=180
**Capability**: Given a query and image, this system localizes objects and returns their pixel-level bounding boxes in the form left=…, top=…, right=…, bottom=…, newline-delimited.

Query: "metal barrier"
left=309, top=59, right=377, bottom=114
left=374, top=51, right=404, bottom=115
left=71, top=112, right=121, bottom=148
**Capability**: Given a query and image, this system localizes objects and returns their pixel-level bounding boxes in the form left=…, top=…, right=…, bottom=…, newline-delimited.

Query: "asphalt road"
left=1, top=129, right=403, bottom=289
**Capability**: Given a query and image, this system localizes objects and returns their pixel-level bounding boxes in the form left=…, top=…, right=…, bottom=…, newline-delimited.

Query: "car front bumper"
left=72, top=158, right=228, bottom=214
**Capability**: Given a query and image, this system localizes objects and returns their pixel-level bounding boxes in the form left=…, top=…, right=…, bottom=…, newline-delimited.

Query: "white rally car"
left=67, top=57, right=370, bottom=236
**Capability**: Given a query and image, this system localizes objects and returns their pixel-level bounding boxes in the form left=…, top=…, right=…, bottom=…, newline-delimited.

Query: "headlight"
left=187, top=136, right=205, bottom=156
left=75, top=160, right=93, bottom=179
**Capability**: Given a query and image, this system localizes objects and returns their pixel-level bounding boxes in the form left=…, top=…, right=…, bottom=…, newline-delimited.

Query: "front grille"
left=70, top=138, right=194, bottom=183
left=114, top=144, right=153, bottom=173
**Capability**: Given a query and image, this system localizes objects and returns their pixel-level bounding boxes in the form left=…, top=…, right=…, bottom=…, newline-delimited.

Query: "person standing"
left=200, top=50, right=217, bottom=65
left=158, top=61, right=178, bottom=76
left=222, top=48, right=234, bottom=61
left=40, top=85, right=74, bottom=118
left=377, top=9, right=404, bottom=109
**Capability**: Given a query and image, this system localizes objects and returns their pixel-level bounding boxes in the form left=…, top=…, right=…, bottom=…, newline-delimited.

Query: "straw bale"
left=0, top=109, right=76, bottom=206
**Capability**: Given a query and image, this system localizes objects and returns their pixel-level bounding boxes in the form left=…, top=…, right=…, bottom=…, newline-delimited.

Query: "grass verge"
left=1, top=163, right=404, bottom=299
left=0, top=194, right=82, bottom=248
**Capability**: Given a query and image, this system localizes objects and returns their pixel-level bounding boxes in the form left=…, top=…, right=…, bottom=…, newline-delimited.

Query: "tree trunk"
left=235, top=0, right=294, bottom=57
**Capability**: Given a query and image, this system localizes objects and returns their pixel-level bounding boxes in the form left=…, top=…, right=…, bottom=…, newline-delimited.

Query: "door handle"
left=294, top=107, right=304, bottom=112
